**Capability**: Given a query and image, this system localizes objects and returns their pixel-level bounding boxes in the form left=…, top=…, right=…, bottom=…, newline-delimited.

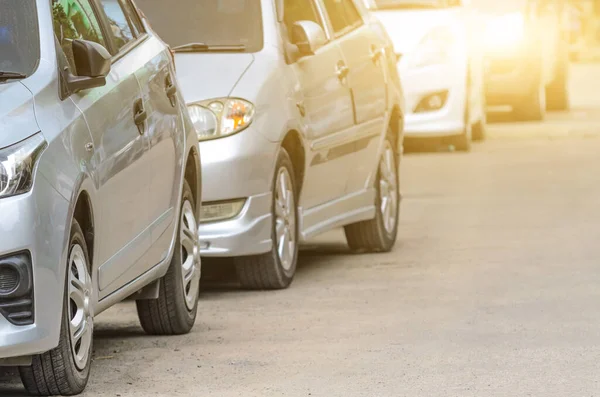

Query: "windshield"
left=0, top=0, right=40, bottom=79
left=135, top=0, right=263, bottom=52
left=373, top=0, right=457, bottom=9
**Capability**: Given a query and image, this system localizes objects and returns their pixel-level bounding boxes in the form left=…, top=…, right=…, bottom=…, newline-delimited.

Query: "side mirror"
left=291, top=21, right=327, bottom=57
left=66, top=39, right=111, bottom=93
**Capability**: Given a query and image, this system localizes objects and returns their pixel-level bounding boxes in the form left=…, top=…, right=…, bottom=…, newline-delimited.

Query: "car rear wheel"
left=345, top=131, right=400, bottom=252
left=136, top=180, right=200, bottom=335
left=234, top=148, right=298, bottom=290
left=19, top=220, right=93, bottom=396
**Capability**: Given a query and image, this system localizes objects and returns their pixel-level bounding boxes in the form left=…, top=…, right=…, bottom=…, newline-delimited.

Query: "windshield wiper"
left=0, top=71, right=27, bottom=81
left=172, top=43, right=247, bottom=53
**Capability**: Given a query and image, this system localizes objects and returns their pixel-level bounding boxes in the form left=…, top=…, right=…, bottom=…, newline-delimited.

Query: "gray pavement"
left=2, top=64, right=600, bottom=396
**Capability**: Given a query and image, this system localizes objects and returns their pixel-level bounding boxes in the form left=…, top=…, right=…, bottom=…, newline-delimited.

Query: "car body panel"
left=370, top=5, right=485, bottom=138
left=176, top=53, right=255, bottom=104
left=0, top=83, right=40, bottom=149
left=477, top=0, right=568, bottom=106
left=138, top=0, right=403, bottom=258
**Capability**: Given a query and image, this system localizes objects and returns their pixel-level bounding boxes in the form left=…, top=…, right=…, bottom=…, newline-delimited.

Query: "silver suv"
left=139, top=0, right=405, bottom=290
left=0, top=0, right=201, bottom=394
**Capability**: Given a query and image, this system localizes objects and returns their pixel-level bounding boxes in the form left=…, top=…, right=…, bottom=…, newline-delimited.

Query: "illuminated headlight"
left=485, top=12, right=525, bottom=49
left=0, top=134, right=46, bottom=199
left=200, top=199, right=246, bottom=223
left=408, top=27, right=455, bottom=69
left=188, top=98, right=255, bottom=141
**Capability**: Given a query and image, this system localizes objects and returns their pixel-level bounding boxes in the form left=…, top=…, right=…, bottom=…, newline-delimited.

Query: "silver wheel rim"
left=274, top=167, right=296, bottom=271
left=379, top=141, right=399, bottom=235
left=180, top=200, right=201, bottom=311
left=68, top=245, right=93, bottom=371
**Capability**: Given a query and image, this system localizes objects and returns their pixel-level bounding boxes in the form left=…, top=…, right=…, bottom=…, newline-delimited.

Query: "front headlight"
left=408, top=27, right=455, bottom=69
left=0, top=133, right=46, bottom=199
left=188, top=98, right=255, bottom=141
left=485, top=12, right=525, bottom=49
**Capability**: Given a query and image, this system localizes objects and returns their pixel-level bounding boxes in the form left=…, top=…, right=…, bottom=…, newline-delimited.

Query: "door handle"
left=165, top=74, right=177, bottom=107
left=370, top=46, right=384, bottom=63
left=133, top=98, right=147, bottom=134
left=336, top=62, right=350, bottom=82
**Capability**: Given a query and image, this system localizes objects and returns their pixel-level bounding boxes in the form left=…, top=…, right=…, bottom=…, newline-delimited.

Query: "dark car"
left=474, top=0, right=570, bottom=120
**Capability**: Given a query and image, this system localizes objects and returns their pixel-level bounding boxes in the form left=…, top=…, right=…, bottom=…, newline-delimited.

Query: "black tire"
left=472, top=92, right=487, bottom=142
left=513, top=78, right=546, bottom=121
left=471, top=118, right=486, bottom=142
left=19, top=220, right=92, bottom=396
left=452, top=126, right=472, bottom=152
left=136, top=181, right=199, bottom=335
left=452, top=81, right=473, bottom=151
left=234, top=148, right=298, bottom=290
left=546, top=50, right=570, bottom=111
left=344, top=131, right=399, bottom=253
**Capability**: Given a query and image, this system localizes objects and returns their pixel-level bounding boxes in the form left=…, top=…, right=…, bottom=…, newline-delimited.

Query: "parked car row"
left=0, top=0, right=403, bottom=395
left=0, top=0, right=573, bottom=395
left=364, top=0, right=571, bottom=132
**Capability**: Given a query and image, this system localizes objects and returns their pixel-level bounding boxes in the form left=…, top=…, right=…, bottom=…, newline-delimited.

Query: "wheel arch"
left=72, top=190, right=95, bottom=267
left=279, top=129, right=306, bottom=199
left=184, top=145, right=202, bottom=219
left=389, top=105, right=404, bottom=154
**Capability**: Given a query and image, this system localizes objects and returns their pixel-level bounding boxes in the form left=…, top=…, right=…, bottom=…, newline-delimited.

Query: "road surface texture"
left=2, top=64, right=600, bottom=396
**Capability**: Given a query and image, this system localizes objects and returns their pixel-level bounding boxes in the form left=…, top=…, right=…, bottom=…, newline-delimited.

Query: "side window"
left=51, top=0, right=106, bottom=73
left=283, top=0, right=324, bottom=34
left=98, top=0, right=136, bottom=51
left=322, top=0, right=363, bottom=35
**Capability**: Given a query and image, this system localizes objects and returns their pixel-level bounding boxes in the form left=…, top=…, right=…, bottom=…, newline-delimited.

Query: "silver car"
left=0, top=0, right=201, bottom=395
left=139, top=0, right=405, bottom=290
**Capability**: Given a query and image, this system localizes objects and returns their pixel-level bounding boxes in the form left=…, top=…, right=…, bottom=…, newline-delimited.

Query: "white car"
left=364, top=0, right=486, bottom=151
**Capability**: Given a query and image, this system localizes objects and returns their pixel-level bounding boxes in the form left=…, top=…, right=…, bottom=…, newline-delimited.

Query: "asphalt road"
left=3, top=63, right=600, bottom=396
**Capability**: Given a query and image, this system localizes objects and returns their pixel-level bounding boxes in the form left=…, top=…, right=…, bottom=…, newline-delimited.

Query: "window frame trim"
left=316, top=0, right=366, bottom=40
left=91, top=0, right=148, bottom=61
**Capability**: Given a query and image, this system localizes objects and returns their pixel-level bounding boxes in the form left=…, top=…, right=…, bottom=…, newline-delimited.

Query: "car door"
left=53, top=0, right=152, bottom=298
left=284, top=0, right=356, bottom=210
left=320, top=0, right=388, bottom=195
left=96, top=0, right=181, bottom=275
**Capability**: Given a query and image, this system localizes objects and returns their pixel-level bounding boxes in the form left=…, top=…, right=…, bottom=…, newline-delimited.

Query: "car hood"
left=175, top=53, right=255, bottom=104
left=0, top=82, right=39, bottom=149
left=373, top=8, right=458, bottom=55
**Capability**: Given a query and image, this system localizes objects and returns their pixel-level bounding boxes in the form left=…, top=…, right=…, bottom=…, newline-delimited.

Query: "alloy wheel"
left=379, top=141, right=399, bottom=235
left=274, top=167, right=296, bottom=271
left=68, top=245, right=93, bottom=371
left=180, top=200, right=201, bottom=311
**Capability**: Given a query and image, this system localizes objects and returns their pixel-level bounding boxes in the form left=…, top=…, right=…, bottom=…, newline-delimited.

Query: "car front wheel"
left=234, top=148, right=298, bottom=290
left=19, top=219, right=93, bottom=396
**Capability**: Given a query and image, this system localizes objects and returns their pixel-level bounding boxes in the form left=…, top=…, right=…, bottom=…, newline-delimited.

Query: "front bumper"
left=401, top=63, right=467, bottom=138
left=198, top=125, right=278, bottom=257
left=199, top=192, right=273, bottom=257
left=0, top=175, right=70, bottom=359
